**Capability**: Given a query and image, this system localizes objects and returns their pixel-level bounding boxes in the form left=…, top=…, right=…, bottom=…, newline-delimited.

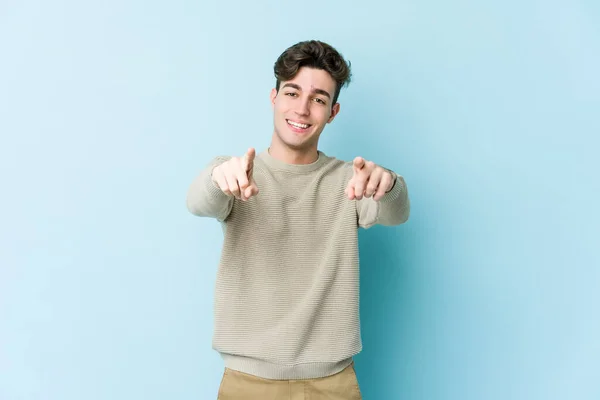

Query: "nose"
left=294, top=96, right=310, bottom=116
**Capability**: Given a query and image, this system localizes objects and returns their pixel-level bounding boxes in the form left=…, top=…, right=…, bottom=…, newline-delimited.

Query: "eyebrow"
left=281, top=83, right=331, bottom=99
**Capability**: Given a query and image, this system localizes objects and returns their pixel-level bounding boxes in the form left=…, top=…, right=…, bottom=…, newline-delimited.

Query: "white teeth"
left=287, top=120, right=309, bottom=129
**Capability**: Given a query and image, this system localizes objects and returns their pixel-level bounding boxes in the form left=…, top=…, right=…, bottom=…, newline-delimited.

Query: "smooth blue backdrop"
left=1, top=1, right=599, bottom=399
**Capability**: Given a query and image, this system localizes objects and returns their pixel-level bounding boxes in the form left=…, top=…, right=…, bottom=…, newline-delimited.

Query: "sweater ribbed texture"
left=186, top=150, right=409, bottom=380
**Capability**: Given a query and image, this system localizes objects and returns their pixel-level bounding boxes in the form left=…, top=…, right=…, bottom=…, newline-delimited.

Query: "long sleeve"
left=186, top=156, right=234, bottom=221
left=356, top=172, right=410, bottom=229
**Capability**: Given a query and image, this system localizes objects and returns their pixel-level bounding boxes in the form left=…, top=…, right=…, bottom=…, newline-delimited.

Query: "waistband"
left=220, top=353, right=354, bottom=380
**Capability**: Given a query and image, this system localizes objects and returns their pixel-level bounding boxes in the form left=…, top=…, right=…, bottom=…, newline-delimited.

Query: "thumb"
left=243, top=147, right=256, bottom=173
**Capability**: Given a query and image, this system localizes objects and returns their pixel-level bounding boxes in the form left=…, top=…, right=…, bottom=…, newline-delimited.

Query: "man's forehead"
left=288, top=69, right=334, bottom=85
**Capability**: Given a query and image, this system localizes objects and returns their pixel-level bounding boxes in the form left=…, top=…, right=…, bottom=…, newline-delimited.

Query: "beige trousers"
left=217, top=362, right=363, bottom=400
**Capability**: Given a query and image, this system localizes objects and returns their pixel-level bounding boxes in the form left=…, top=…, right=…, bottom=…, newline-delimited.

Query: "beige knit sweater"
left=186, top=150, right=410, bottom=380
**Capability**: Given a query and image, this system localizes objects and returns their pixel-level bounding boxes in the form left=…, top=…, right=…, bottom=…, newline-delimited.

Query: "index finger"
left=353, top=156, right=365, bottom=171
left=242, top=147, right=256, bottom=172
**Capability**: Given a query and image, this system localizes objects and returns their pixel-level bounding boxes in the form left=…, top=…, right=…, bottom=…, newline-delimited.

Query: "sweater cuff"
left=380, top=172, right=405, bottom=204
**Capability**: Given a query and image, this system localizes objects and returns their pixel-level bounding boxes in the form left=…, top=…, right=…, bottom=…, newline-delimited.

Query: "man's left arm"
left=346, top=157, right=410, bottom=229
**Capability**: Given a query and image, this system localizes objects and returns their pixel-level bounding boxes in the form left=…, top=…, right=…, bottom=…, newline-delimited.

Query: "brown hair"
left=274, top=40, right=352, bottom=105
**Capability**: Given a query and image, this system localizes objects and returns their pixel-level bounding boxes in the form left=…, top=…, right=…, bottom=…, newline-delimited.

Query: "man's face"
left=270, top=67, right=340, bottom=154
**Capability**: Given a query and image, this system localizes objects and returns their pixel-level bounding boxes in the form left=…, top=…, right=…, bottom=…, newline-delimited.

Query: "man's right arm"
left=186, top=156, right=234, bottom=221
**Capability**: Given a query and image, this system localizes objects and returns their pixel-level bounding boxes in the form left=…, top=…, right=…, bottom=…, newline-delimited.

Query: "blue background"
left=1, top=1, right=599, bottom=399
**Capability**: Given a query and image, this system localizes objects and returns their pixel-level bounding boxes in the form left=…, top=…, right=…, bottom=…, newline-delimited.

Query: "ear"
left=327, top=103, right=341, bottom=123
left=270, top=88, right=278, bottom=108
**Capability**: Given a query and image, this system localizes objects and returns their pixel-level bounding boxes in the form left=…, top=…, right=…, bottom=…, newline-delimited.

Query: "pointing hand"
left=345, top=157, right=395, bottom=202
left=212, top=148, right=259, bottom=201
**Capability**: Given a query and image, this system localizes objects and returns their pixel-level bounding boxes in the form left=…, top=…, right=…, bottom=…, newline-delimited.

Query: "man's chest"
left=227, top=175, right=357, bottom=237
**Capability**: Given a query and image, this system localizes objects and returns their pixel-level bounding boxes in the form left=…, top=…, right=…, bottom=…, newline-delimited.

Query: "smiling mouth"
left=286, top=119, right=312, bottom=130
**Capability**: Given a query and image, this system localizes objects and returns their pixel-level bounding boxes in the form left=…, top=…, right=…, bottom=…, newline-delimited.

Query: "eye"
left=314, top=97, right=326, bottom=105
left=285, top=92, right=298, bottom=97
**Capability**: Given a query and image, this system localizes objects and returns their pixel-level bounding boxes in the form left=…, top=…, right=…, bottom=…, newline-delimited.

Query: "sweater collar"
left=258, top=148, right=330, bottom=173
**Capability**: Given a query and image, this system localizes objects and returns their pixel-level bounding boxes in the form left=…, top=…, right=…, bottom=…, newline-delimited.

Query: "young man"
left=187, top=40, right=410, bottom=400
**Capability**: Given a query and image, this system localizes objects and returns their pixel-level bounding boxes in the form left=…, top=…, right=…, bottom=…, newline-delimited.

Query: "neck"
left=269, top=137, right=319, bottom=165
